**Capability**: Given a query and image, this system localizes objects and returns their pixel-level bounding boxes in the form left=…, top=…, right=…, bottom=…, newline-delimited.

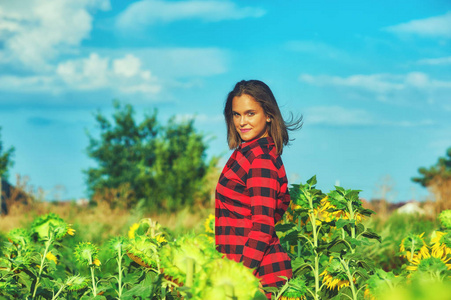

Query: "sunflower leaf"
left=361, top=230, right=381, bottom=243
left=306, top=175, right=317, bottom=187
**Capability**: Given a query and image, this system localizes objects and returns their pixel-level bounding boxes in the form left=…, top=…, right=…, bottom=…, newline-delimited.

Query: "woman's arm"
left=240, top=154, right=280, bottom=271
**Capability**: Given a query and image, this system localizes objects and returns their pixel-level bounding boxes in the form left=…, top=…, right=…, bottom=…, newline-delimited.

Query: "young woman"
left=215, top=80, right=302, bottom=297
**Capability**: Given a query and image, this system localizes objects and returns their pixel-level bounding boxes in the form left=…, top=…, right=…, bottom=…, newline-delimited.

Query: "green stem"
left=186, top=257, right=194, bottom=287
left=314, top=255, right=320, bottom=300
left=297, top=240, right=301, bottom=258
left=51, top=276, right=77, bottom=300
left=308, top=194, right=320, bottom=300
left=32, top=238, right=52, bottom=299
left=117, top=247, right=123, bottom=298
left=298, top=234, right=315, bottom=249
left=52, top=285, right=65, bottom=300
left=89, top=256, right=97, bottom=297
left=347, top=201, right=356, bottom=254
left=340, top=258, right=357, bottom=300
left=311, top=212, right=320, bottom=298
left=297, top=218, right=302, bottom=258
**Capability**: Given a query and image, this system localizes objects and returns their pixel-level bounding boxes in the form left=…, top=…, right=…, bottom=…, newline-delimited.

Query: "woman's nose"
left=239, top=116, right=246, bottom=126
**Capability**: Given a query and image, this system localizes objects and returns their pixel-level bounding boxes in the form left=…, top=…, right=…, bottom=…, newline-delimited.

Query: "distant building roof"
left=397, top=202, right=425, bottom=215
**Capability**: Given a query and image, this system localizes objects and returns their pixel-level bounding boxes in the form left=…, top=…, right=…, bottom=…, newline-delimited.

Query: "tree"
left=151, top=117, right=216, bottom=211
left=412, top=147, right=451, bottom=212
left=85, top=101, right=217, bottom=211
left=0, top=126, right=15, bottom=178
left=85, top=101, right=158, bottom=208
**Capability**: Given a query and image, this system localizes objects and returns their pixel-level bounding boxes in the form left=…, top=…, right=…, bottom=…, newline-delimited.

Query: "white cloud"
left=113, top=54, right=142, bottom=78
left=300, top=72, right=451, bottom=92
left=56, top=53, right=161, bottom=94
left=117, top=0, right=265, bottom=29
left=0, top=46, right=228, bottom=97
left=57, top=53, right=110, bottom=90
left=384, top=11, right=451, bottom=38
left=0, top=53, right=161, bottom=95
left=300, top=73, right=404, bottom=93
left=300, top=72, right=451, bottom=108
left=125, top=47, right=229, bottom=77
left=0, top=74, right=57, bottom=93
left=417, top=56, right=451, bottom=65
left=0, top=0, right=110, bottom=70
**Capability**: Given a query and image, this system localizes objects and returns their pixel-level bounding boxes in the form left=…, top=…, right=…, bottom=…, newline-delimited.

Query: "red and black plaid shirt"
left=215, top=136, right=292, bottom=290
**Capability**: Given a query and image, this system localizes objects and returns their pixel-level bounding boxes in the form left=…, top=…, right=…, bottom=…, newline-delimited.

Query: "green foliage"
left=360, top=213, right=438, bottom=273
left=0, top=214, right=262, bottom=299
left=439, top=210, right=451, bottom=230
left=279, top=176, right=380, bottom=300
left=412, top=147, right=451, bottom=187
left=85, top=101, right=216, bottom=211
left=0, top=126, right=14, bottom=178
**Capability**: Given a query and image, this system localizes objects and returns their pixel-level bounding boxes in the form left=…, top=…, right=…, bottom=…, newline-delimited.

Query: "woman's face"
left=232, top=94, right=269, bottom=142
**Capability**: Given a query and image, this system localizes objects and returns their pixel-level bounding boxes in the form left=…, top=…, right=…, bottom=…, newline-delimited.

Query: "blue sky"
left=0, top=0, right=450, bottom=202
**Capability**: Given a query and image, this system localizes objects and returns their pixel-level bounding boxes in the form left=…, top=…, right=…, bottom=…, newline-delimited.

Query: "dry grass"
left=0, top=199, right=214, bottom=244
left=428, top=176, right=451, bottom=214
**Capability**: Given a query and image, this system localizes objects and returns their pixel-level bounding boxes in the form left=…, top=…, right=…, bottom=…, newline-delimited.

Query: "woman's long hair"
left=224, top=80, right=303, bottom=155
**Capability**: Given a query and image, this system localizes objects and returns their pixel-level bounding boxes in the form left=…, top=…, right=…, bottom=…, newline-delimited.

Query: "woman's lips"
left=240, top=128, right=251, bottom=133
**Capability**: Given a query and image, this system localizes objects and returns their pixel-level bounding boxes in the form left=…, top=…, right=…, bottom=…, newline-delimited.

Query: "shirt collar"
left=238, top=136, right=274, bottom=153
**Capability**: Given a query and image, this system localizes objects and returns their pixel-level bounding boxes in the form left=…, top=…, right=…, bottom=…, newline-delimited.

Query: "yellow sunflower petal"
left=128, top=223, right=139, bottom=239
left=46, top=251, right=58, bottom=264
left=93, top=258, right=101, bottom=266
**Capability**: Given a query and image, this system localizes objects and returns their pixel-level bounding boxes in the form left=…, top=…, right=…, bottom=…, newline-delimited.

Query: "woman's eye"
left=248, top=112, right=255, bottom=116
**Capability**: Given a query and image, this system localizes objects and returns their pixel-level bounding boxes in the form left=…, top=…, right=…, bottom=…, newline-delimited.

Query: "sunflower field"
left=1, top=176, right=451, bottom=300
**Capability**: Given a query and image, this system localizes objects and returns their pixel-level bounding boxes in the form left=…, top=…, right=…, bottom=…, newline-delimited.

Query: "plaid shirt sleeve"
left=240, top=153, right=279, bottom=270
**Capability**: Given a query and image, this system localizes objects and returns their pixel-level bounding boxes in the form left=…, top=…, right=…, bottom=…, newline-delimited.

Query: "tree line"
left=1, top=101, right=219, bottom=212
left=0, top=101, right=450, bottom=213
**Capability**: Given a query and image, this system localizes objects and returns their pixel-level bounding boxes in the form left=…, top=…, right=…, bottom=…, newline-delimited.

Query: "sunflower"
left=129, top=218, right=164, bottom=240
left=154, top=234, right=167, bottom=245
left=67, top=227, right=76, bottom=236
left=108, top=236, right=128, bottom=254
left=74, top=242, right=100, bottom=267
left=363, top=288, right=376, bottom=300
left=204, top=214, right=215, bottom=234
left=321, top=270, right=351, bottom=290
left=280, top=277, right=308, bottom=300
left=31, top=213, right=75, bottom=241
left=400, top=233, right=429, bottom=261
left=406, top=247, right=451, bottom=273
left=331, top=210, right=365, bottom=223
left=320, top=259, right=352, bottom=291
left=316, top=196, right=365, bottom=224
left=46, top=251, right=58, bottom=264
left=159, top=234, right=221, bottom=284
left=7, top=228, right=32, bottom=246
left=195, top=256, right=259, bottom=300
left=93, top=258, right=101, bottom=266
left=66, top=275, right=89, bottom=291
left=128, top=223, right=140, bottom=239
left=431, top=231, right=451, bottom=257
left=127, top=235, right=159, bottom=268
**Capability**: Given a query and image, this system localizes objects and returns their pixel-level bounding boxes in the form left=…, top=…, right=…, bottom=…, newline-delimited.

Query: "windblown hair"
left=224, top=80, right=303, bottom=155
